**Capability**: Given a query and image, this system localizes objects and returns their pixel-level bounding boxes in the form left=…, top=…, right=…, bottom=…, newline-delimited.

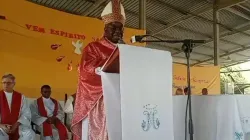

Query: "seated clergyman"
left=0, top=74, right=35, bottom=140
left=30, top=85, right=68, bottom=140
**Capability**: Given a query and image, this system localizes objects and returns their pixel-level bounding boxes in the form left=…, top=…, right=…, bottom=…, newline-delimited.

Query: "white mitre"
left=101, top=0, right=126, bottom=25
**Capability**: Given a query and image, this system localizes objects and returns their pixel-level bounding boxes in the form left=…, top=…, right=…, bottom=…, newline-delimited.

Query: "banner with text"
left=0, top=1, right=219, bottom=99
left=0, top=0, right=145, bottom=100
left=173, top=64, right=220, bottom=95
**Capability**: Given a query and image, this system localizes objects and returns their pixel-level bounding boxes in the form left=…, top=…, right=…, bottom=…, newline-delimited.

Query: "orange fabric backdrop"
left=173, top=64, right=220, bottom=95
left=0, top=1, right=219, bottom=100
left=0, top=0, right=145, bottom=100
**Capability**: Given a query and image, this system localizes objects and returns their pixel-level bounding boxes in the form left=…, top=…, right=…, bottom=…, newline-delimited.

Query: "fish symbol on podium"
left=141, top=104, right=160, bottom=132
left=72, top=40, right=83, bottom=55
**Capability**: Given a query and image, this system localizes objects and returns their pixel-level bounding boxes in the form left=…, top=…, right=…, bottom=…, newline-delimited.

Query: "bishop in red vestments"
left=30, top=85, right=68, bottom=140
left=71, top=0, right=126, bottom=139
left=0, top=74, right=35, bottom=140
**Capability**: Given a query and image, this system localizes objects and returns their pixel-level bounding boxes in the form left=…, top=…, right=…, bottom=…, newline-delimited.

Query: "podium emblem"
left=241, top=117, right=250, bottom=133
left=234, top=132, right=243, bottom=140
left=141, top=104, right=160, bottom=131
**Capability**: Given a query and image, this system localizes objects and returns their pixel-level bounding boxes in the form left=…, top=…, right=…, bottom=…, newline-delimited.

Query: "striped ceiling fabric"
left=28, top=0, right=250, bottom=67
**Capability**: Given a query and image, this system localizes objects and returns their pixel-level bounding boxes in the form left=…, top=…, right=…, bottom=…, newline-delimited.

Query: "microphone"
left=131, top=35, right=147, bottom=43
left=131, top=35, right=206, bottom=44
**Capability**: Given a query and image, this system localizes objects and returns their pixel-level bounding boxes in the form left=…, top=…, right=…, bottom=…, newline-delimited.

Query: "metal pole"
left=139, top=0, right=146, bottom=29
left=213, top=0, right=220, bottom=66
left=220, top=69, right=250, bottom=73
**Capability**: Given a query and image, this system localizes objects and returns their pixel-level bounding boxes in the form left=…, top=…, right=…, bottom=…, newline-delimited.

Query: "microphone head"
left=130, top=35, right=145, bottom=43
left=131, top=36, right=136, bottom=43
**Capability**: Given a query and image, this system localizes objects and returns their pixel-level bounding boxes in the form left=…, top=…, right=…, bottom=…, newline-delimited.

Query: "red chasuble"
left=72, top=37, right=116, bottom=140
left=37, top=97, right=68, bottom=140
left=0, top=90, right=22, bottom=140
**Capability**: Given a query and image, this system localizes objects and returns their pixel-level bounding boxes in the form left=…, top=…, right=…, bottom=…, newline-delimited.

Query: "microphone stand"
left=182, top=40, right=194, bottom=140
left=137, top=38, right=201, bottom=140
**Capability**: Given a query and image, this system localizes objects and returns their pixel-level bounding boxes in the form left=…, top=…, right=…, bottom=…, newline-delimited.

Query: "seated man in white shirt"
left=30, top=85, right=68, bottom=140
left=0, top=74, right=35, bottom=140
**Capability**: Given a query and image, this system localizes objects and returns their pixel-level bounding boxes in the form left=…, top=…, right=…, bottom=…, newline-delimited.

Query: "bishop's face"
left=104, top=22, right=124, bottom=44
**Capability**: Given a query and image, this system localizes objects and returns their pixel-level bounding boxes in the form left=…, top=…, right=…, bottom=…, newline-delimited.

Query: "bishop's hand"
left=50, top=116, right=59, bottom=125
left=46, top=118, right=52, bottom=124
left=95, top=67, right=101, bottom=75
left=9, top=122, right=20, bottom=134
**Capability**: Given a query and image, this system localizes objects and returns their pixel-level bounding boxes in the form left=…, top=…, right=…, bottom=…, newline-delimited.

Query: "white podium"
left=101, top=44, right=174, bottom=140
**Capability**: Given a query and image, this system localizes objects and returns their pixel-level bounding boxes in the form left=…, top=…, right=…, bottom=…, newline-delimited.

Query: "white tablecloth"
left=173, top=95, right=250, bottom=140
